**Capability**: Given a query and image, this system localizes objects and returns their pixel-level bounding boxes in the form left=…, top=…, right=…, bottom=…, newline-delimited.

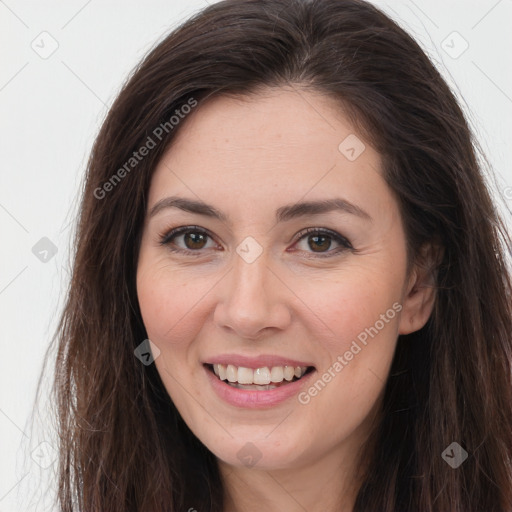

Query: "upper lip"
left=204, top=354, right=315, bottom=369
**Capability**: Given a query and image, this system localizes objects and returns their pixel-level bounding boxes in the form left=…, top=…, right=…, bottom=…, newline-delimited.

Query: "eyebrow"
left=149, top=196, right=372, bottom=223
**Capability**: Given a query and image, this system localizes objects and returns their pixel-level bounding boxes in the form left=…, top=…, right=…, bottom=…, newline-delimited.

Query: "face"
left=136, top=87, right=434, bottom=472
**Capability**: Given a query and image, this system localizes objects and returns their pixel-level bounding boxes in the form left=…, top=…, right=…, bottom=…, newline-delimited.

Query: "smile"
left=208, top=363, right=313, bottom=389
left=204, top=363, right=316, bottom=408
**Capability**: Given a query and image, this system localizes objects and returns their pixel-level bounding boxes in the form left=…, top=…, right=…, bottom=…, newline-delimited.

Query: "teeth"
left=254, top=367, right=271, bottom=385
left=226, top=364, right=237, bottom=383
left=270, top=366, right=284, bottom=382
left=284, top=366, right=295, bottom=381
left=230, top=383, right=278, bottom=390
left=211, top=363, right=309, bottom=385
left=238, top=366, right=254, bottom=384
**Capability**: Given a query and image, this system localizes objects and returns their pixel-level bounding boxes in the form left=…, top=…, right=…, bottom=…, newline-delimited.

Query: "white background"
left=1, top=1, right=511, bottom=510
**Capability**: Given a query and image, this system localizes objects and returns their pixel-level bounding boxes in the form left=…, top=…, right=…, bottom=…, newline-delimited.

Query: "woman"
left=51, top=0, right=512, bottom=510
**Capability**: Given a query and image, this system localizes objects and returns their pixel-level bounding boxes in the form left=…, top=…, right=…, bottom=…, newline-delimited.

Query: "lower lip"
left=204, top=364, right=315, bottom=409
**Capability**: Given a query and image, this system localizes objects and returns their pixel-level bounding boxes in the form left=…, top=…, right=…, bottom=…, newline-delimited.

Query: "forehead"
left=148, top=88, right=391, bottom=220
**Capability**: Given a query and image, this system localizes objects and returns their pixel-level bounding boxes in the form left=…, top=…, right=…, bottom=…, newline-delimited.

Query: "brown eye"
left=307, top=234, right=332, bottom=252
left=183, top=232, right=208, bottom=250
left=160, top=226, right=218, bottom=254
left=294, top=228, right=353, bottom=257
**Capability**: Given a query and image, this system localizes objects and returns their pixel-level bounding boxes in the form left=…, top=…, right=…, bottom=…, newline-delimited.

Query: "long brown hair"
left=49, top=0, right=512, bottom=510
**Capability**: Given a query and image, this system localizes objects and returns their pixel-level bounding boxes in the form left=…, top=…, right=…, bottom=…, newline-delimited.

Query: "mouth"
left=203, top=363, right=316, bottom=391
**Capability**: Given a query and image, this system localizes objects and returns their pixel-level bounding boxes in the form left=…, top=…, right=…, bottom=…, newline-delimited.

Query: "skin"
left=136, top=87, right=436, bottom=512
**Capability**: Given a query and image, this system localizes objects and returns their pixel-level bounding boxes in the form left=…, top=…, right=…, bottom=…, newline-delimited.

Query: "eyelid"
left=159, top=225, right=214, bottom=245
left=293, top=226, right=352, bottom=246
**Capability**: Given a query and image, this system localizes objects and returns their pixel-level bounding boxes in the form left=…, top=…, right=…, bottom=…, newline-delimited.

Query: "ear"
left=398, top=242, right=442, bottom=335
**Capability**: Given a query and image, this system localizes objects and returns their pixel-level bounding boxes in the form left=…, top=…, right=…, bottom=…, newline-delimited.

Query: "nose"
left=213, top=251, right=291, bottom=340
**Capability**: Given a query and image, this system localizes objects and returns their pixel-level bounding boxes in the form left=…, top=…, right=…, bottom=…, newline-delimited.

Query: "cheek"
left=295, top=265, right=403, bottom=353
left=292, top=265, right=403, bottom=411
left=136, top=259, right=216, bottom=347
left=293, top=276, right=401, bottom=448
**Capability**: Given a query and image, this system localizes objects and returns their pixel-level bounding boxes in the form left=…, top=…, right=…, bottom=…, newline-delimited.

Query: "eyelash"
left=158, top=225, right=354, bottom=259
